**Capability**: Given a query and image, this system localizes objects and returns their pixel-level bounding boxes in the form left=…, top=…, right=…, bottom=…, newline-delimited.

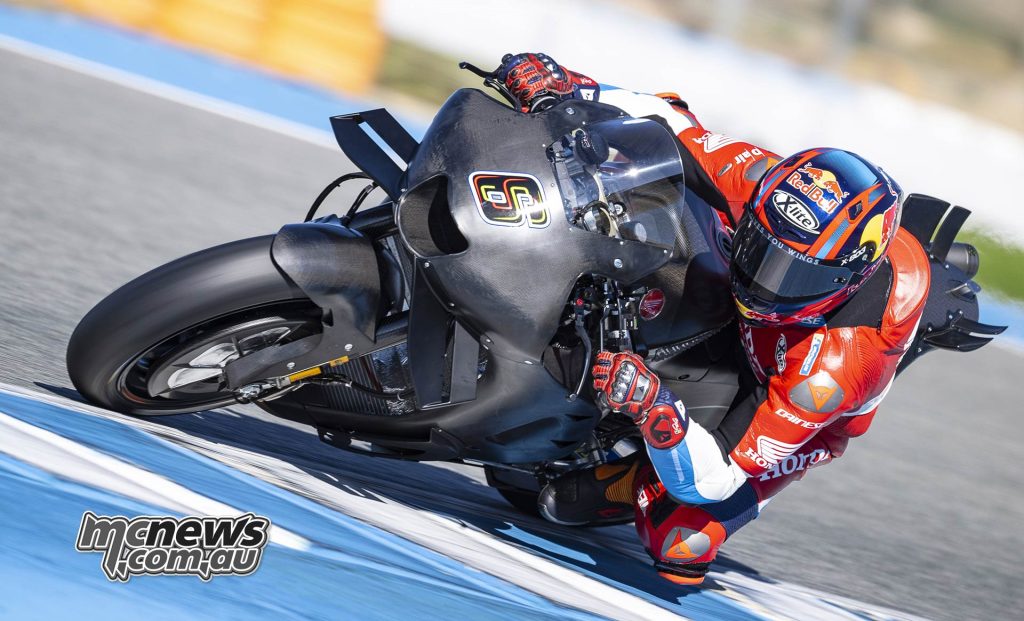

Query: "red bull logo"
left=735, top=298, right=780, bottom=324
left=786, top=164, right=848, bottom=215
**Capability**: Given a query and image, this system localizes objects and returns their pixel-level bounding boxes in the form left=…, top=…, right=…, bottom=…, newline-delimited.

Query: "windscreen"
left=550, top=117, right=687, bottom=250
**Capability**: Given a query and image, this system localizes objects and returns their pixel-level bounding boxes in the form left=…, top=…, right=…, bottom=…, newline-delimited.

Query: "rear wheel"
left=67, top=236, right=319, bottom=415
left=484, top=423, right=644, bottom=517
left=485, top=465, right=543, bottom=517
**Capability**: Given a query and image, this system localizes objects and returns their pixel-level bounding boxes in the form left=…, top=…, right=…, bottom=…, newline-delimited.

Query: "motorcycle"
left=67, top=65, right=1004, bottom=514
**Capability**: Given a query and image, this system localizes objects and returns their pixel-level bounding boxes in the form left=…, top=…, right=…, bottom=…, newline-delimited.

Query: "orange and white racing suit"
left=589, top=84, right=931, bottom=579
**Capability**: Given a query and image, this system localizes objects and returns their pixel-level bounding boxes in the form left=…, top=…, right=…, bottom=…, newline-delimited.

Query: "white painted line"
left=1, top=381, right=929, bottom=621
left=1, top=383, right=931, bottom=620
left=0, top=383, right=687, bottom=621
left=172, top=430, right=693, bottom=621
left=0, top=408, right=310, bottom=551
left=0, top=34, right=338, bottom=150
left=0, top=384, right=927, bottom=620
left=713, top=570, right=931, bottom=621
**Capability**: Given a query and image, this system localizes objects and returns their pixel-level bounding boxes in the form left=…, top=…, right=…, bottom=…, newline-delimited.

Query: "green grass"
left=960, top=229, right=1024, bottom=304
left=377, top=38, right=488, bottom=107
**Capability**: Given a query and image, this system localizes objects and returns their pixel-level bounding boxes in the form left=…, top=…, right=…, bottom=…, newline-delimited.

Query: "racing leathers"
left=508, top=59, right=932, bottom=583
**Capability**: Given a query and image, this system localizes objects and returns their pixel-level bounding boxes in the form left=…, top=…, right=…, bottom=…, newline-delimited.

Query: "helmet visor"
left=732, top=215, right=854, bottom=305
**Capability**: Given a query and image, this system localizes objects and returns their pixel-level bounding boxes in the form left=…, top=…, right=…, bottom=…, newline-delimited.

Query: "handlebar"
left=458, top=60, right=520, bottom=109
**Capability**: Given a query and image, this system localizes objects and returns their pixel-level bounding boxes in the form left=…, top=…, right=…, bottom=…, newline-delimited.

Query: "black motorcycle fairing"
left=225, top=219, right=382, bottom=387
left=329, top=108, right=419, bottom=199
left=261, top=91, right=733, bottom=462
left=398, top=89, right=673, bottom=365
left=273, top=221, right=380, bottom=341
left=405, top=257, right=481, bottom=409
left=258, top=90, right=738, bottom=462
left=634, top=189, right=734, bottom=348
left=285, top=349, right=600, bottom=463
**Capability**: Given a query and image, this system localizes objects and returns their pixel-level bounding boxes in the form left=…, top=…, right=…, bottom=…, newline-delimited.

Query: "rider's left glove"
left=592, top=350, right=688, bottom=450
left=591, top=351, right=661, bottom=420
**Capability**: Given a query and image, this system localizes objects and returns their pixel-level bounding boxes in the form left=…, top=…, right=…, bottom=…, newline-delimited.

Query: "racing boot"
left=537, top=451, right=644, bottom=526
left=633, top=462, right=757, bottom=586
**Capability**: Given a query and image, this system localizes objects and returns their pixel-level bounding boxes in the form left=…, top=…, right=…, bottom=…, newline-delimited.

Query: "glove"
left=591, top=351, right=661, bottom=419
left=498, top=52, right=579, bottom=112
left=593, top=351, right=688, bottom=450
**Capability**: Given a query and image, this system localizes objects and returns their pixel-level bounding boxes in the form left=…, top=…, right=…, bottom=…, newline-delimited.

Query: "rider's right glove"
left=497, top=52, right=598, bottom=112
left=592, top=351, right=688, bottom=451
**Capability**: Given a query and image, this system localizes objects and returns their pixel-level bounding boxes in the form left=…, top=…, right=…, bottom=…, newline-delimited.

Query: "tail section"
left=896, top=194, right=1006, bottom=373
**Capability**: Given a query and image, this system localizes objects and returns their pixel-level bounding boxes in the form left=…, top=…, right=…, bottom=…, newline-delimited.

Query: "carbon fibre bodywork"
left=399, top=90, right=674, bottom=364
left=224, top=221, right=382, bottom=388
left=263, top=89, right=735, bottom=462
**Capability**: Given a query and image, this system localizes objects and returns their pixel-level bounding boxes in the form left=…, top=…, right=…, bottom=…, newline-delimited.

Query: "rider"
left=497, top=53, right=929, bottom=585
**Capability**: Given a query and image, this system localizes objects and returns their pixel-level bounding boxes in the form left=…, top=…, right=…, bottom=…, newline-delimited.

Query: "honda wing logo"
left=755, top=436, right=802, bottom=466
left=692, top=131, right=739, bottom=153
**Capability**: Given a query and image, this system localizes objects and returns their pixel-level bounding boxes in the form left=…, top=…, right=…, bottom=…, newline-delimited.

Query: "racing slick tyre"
left=67, top=235, right=320, bottom=415
left=485, top=465, right=543, bottom=517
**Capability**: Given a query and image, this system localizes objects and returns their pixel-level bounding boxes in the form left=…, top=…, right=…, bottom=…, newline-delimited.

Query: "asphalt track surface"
left=1, top=48, right=1022, bottom=621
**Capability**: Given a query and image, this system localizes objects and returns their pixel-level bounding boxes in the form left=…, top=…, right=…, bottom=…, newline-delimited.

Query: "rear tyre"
left=485, top=465, right=543, bottom=517
left=67, top=236, right=319, bottom=415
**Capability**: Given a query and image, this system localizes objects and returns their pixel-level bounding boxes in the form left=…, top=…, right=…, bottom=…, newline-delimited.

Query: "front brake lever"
left=459, top=61, right=520, bottom=109
left=458, top=61, right=493, bottom=79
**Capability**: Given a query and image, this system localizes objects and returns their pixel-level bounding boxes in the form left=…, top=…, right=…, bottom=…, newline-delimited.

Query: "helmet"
left=731, top=148, right=903, bottom=326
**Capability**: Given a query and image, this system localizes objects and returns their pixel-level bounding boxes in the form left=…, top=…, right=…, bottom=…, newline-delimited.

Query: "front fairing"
left=397, top=89, right=686, bottom=363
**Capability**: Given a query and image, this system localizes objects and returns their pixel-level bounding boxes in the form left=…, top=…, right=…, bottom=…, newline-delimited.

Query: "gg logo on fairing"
left=469, top=171, right=549, bottom=228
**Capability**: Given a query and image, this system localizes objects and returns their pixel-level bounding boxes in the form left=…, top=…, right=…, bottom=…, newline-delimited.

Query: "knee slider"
left=635, top=472, right=727, bottom=569
left=645, top=504, right=727, bottom=567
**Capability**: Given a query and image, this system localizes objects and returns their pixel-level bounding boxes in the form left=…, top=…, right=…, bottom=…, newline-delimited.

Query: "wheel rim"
left=116, top=301, right=319, bottom=413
